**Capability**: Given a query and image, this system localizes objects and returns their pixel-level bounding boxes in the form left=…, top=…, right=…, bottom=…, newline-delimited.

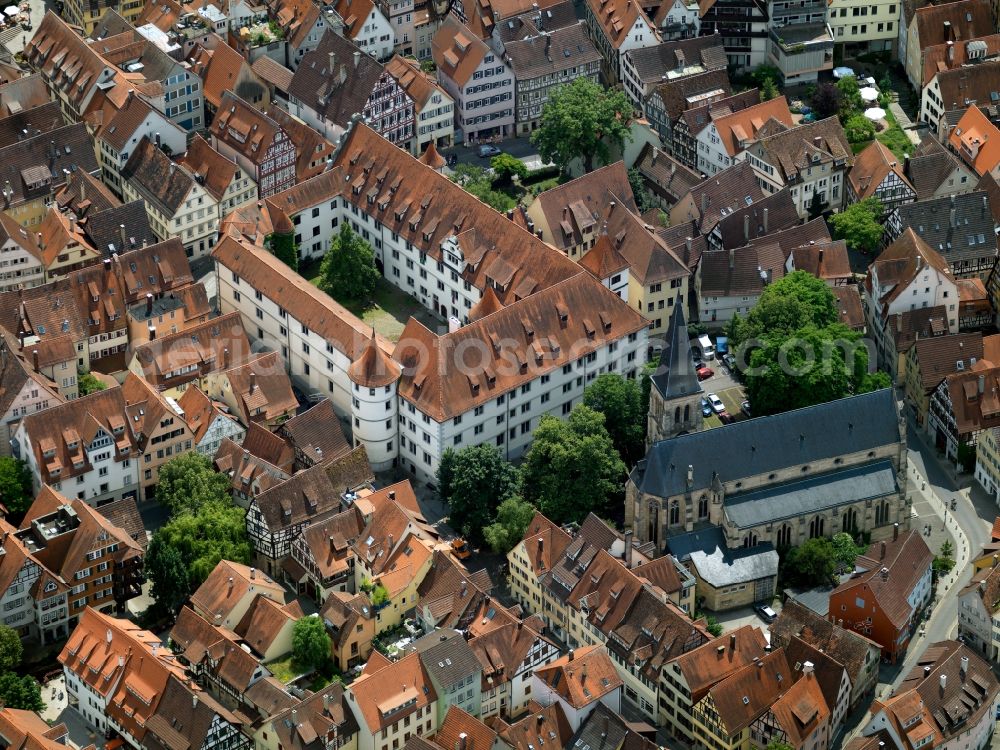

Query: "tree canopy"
left=583, top=373, right=646, bottom=464
left=810, top=82, right=841, bottom=119
left=836, top=76, right=863, bottom=120
left=155, top=452, right=231, bottom=515
left=144, top=537, right=192, bottom=619
left=0, top=624, right=22, bottom=672
left=490, top=153, right=528, bottom=185
left=0, top=673, right=43, bottom=711
left=268, top=231, right=298, bottom=272
left=521, top=406, right=626, bottom=523
left=292, top=616, right=332, bottom=671
left=532, top=78, right=633, bottom=173
left=0, top=457, right=33, bottom=521
left=843, top=113, right=876, bottom=144
left=729, top=271, right=889, bottom=416
left=829, top=197, right=884, bottom=254
left=831, top=532, right=864, bottom=571
left=77, top=371, right=107, bottom=396
left=437, top=445, right=520, bottom=545
left=781, top=538, right=838, bottom=587
left=483, top=496, right=538, bottom=554
left=146, top=499, right=251, bottom=614
left=450, top=163, right=517, bottom=212
left=319, top=224, right=380, bottom=302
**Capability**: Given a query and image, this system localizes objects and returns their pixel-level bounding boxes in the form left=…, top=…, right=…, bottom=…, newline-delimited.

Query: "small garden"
left=371, top=623, right=414, bottom=658
left=450, top=158, right=563, bottom=212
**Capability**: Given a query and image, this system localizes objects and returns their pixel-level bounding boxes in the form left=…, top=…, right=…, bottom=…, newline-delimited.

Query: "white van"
left=697, top=334, right=715, bottom=360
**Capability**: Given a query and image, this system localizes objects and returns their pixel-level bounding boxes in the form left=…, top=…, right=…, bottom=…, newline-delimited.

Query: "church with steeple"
left=647, top=298, right=703, bottom=445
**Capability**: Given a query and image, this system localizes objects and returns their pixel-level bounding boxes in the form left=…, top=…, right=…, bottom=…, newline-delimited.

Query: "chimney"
left=250, top=567, right=256, bottom=580
left=148, top=325, right=156, bottom=341
left=323, top=693, right=330, bottom=712
left=227, top=576, right=234, bottom=594
left=951, top=207, right=957, bottom=227
left=813, top=136, right=822, bottom=148
left=223, top=347, right=229, bottom=368
left=458, top=734, right=468, bottom=750
left=146, top=293, right=153, bottom=316
left=729, top=247, right=735, bottom=270
left=192, top=692, right=198, bottom=709
left=581, top=661, right=588, bottom=682
left=730, top=633, right=737, bottom=650
left=687, top=464, right=694, bottom=487
left=155, top=132, right=161, bottom=147
left=624, top=529, right=633, bottom=568
left=940, top=674, right=947, bottom=691
left=893, top=522, right=899, bottom=541
left=292, top=709, right=298, bottom=725
left=980, top=373, right=986, bottom=394
left=120, top=224, right=127, bottom=250
left=880, top=566, right=889, bottom=581
left=106, top=628, right=113, bottom=644
left=537, top=536, right=544, bottom=553
left=32, top=349, right=38, bottom=371
left=328, top=51, right=335, bottom=73
left=249, top=371, right=256, bottom=393
left=743, top=214, right=750, bottom=241
left=802, top=661, right=814, bottom=675
left=536, top=715, right=544, bottom=726
left=388, top=490, right=396, bottom=500
left=961, top=655, right=969, bottom=675
left=701, top=192, right=708, bottom=214
left=763, top=207, right=769, bottom=232
left=568, top=648, right=575, bottom=661
left=880, top=541, right=886, bottom=559
left=353, top=50, right=361, bottom=67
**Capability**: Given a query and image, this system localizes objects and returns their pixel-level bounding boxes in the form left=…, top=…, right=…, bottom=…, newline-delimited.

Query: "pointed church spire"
left=650, top=296, right=703, bottom=400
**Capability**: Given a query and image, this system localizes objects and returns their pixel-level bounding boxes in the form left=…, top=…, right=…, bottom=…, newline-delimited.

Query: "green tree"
left=940, top=540, right=954, bottom=558
left=844, top=113, right=876, bottom=144
left=829, top=197, right=884, bottom=254
left=319, top=224, right=379, bottom=303
left=807, top=190, right=828, bottom=220
left=292, top=616, right=332, bottom=671
left=267, top=231, right=298, bottom=272
left=0, top=673, right=43, bottom=711
left=450, top=163, right=516, bottom=212
left=0, top=457, right=33, bottom=520
left=782, top=538, right=837, bottom=587
left=144, top=536, right=192, bottom=618
left=628, top=167, right=656, bottom=213
left=150, top=500, right=251, bottom=588
left=832, top=532, right=863, bottom=571
left=768, top=741, right=795, bottom=750
left=810, top=82, right=841, bottom=119
left=490, top=153, right=528, bottom=185
left=156, top=452, right=231, bottom=515
left=583, top=373, right=645, bottom=463
left=760, top=76, right=779, bottom=102
left=483, top=496, right=538, bottom=553
left=437, top=445, right=520, bottom=544
left=0, top=624, right=22, bottom=672
left=532, top=77, right=633, bottom=173
left=77, top=371, right=106, bottom=396
left=521, top=406, right=626, bottom=524
left=729, top=270, right=838, bottom=347
left=836, top=76, right=863, bottom=119
left=370, top=582, right=389, bottom=607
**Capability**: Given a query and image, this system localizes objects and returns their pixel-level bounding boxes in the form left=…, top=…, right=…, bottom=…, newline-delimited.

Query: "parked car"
left=719, top=411, right=735, bottom=424
left=478, top=145, right=502, bottom=157
left=741, top=400, right=751, bottom=417
left=708, top=394, right=725, bottom=413
left=696, top=365, right=714, bottom=381
left=451, top=538, right=472, bottom=559
left=701, top=398, right=713, bottom=417
left=755, top=604, right=777, bottom=622
left=723, top=353, right=737, bottom=371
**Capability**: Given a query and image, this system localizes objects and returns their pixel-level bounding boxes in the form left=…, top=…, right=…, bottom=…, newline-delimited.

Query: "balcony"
left=768, top=23, right=834, bottom=84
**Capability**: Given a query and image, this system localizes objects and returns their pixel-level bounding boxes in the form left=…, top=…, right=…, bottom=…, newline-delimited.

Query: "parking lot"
left=695, top=356, right=748, bottom=429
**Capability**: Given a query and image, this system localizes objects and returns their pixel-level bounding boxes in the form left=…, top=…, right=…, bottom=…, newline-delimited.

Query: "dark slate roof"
left=287, top=31, right=383, bottom=129
left=0, top=122, right=99, bottom=207
left=650, top=67, right=732, bottom=123
left=724, top=460, right=897, bottom=528
left=502, top=21, right=600, bottom=80
left=84, top=200, right=158, bottom=256
left=633, top=389, right=900, bottom=497
left=892, top=191, right=997, bottom=269
left=714, top=187, right=800, bottom=250
left=120, top=137, right=193, bottom=216
left=625, top=35, right=727, bottom=85
left=906, top=136, right=970, bottom=200
left=494, top=0, right=579, bottom=42
left=666, top=526, right=778, bottom=587
left=411, top=629, right=482, bottom=687
left=569, top=703, right=658, bottom=750
left=650, top=297, right=702, bottom=400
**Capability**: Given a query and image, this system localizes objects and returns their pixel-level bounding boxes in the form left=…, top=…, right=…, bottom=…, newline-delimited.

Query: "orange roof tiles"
left=533, top=645, right=623, bottom=708
left=349, top=651, right=437, bottom=731
left=432, top=17, right=494, bottom=87
left=713, top=97, right=793, bottom=157
left=189, top=560, right=285, bottom=624
left=948, top=106, right=1000, bottom=177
